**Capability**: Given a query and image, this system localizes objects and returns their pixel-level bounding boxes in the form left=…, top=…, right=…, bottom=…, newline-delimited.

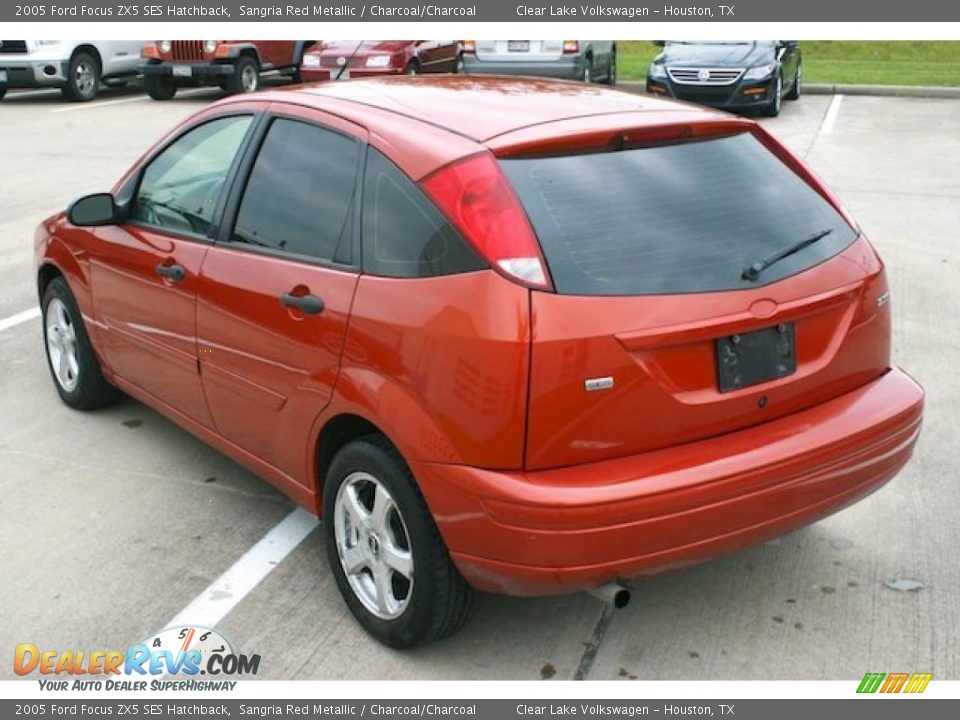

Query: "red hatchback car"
left=35, top=77, right=923, bottom=648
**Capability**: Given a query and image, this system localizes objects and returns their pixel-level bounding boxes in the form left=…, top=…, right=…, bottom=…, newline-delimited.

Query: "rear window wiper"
left=741, top=228, right=834, bottom=282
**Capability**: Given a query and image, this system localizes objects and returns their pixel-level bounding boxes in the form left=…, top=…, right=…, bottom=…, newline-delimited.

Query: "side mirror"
left=68, top=193, right=120, bottom=227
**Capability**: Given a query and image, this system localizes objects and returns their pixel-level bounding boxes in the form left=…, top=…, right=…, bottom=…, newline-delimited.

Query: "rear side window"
left=131, top=115, right=252, bottom=236
left=232, top=118, right=361, bottom=263
left=362, top=149, right=485, bottom=278
left=500, top=132, right=858, bottom=296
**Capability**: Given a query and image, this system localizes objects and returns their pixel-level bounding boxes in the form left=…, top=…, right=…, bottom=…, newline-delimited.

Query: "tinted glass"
left=233, top=118, right=361, bottom=263
left=362, top=149, right=484, bottom=278
left=500, top=132, right=858, bottom=296
left=131, top=116, right=252, bottom=236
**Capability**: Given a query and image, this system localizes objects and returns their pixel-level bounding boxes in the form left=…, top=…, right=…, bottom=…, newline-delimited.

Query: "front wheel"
left=323, top=436, right=475, bottom=648
left=405, top=61, right=420, bottom=76
left=62, top=51, right=100, bottom=102
left=144, top=74, right=178, bottom=100
left=225, top=56, right=260, bottom=94
left=42, top=277, right=119, bottom=410
left=761, top=73, right=782, bottom=117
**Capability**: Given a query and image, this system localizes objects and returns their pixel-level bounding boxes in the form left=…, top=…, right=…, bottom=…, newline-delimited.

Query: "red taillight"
left=462, top=40, right=476, bottom=54
left=563, top=40, right=579, bottom=54
left=420, top=153, right=553, bottom=291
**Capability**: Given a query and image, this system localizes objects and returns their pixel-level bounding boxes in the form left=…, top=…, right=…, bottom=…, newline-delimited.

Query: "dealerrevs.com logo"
left=857, top=672, right=933, bottom=694
left=14, top=626, right=260, bottom=691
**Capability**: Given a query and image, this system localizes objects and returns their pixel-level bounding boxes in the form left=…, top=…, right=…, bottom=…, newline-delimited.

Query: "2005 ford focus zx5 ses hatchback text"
left=35, top=76, right=924, bottom=647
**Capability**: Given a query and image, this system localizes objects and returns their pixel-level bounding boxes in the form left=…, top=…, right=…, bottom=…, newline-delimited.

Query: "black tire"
left=784, top=63, right=802, bottom=100
left=144, top=74, right=178, bottom=101
left=454, top=54, right=465, bottom=74
left=604, top=51, right=617, bottom=85
left=405, top=61, right=420, bottom=76
left=760, top=72, right=783, bottom=117
left=323, top=435, right=475, bottom=648
left=41, top=277, right=119, bottom=410
left=61, top=51, right=100, bottom=102
left=581, top=57, right=593, bottom=83
left=0, top=87, right=7, bottom=101
left=225, top=56, right=259, bottom=94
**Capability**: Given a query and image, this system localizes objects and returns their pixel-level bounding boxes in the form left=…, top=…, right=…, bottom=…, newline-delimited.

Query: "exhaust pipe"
left=588, top=582, right=631, bottom=609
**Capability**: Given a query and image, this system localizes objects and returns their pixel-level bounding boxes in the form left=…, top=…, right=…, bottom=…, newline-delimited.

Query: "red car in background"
left=300, top=40, right=462, bottom=81
left=35, top=77, right=923, bottom=648
left=141, top=40, right=314, bottom=99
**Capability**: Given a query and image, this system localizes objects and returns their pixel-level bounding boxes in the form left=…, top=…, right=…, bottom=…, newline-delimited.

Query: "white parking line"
left=51, top=88, right=216, bottom=114
left=164, top=507, right=319, bottom=630
left=819, top=94, right=845, bottom=135
left=0, top=307, right=40, bottom=334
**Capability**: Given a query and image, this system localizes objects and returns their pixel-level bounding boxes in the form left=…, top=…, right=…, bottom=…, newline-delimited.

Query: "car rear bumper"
left=0, top=59, right=68, bottom=88
left=411, top=368, right=924, bottom=596
left=462, top=56, right=584, bottom=80
left=647, top=75, right=778, bottom=109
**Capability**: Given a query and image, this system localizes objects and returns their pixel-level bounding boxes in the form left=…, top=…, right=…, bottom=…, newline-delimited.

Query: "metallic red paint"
left=34, top=78, right=924, bottom=599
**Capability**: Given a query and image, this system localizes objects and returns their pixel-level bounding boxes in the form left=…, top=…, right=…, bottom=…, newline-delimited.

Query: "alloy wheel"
left=45, top=298, right=80, bottom=392
left=334, top=471, right=414, bottom=620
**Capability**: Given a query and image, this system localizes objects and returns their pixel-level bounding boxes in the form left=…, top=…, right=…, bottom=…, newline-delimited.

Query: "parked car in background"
left=140, top=40, right=313, bottom=100
left=462, top=40, right=616, bottom=83
left=646, top=40, right=801, bottom=117
left=0, top=40, right=143, bottom=102
left=36, top=76, right=923, bottom=648
left=300, top=41, right=462, bottom=81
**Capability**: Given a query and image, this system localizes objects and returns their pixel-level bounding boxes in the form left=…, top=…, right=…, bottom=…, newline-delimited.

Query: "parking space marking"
left=51, top=88, right=215, bottom=114
left=819, top=94, right=845, bottom=135
left=164, top=507, right=319, bottom=630
left=0, top=307, right=40, bottom=334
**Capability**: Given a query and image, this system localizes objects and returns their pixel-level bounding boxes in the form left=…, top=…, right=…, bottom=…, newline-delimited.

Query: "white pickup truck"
left=0, top=40, right=144, bottom=102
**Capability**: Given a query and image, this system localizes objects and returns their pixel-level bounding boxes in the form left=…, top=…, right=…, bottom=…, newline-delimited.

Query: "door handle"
left=155, top=263, right=186, bottom=283
left=280, top=292, right=325, bottom=315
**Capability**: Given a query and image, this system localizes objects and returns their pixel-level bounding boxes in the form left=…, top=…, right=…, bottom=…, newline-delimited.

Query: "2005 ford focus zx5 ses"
left=34, top=77, right=924, bottom=647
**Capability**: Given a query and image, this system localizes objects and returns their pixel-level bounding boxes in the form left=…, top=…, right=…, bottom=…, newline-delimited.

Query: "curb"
left=616, top=79, right=960, bottom=99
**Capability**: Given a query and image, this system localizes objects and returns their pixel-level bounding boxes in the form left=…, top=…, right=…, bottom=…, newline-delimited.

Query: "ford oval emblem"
left=698, top=69, right=711, bottom=81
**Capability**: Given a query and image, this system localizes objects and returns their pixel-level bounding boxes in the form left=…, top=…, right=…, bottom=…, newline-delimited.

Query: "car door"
left=196, top=104, right=364, bottom=483
left=89, top=110, right=257, bottom=428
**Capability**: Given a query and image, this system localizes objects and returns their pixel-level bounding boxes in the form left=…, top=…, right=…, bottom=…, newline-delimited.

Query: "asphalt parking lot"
left=1, top=85, right=958, bottom=681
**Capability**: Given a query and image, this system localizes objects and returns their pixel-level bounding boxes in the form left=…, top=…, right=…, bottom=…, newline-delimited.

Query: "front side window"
left=131, top=115, right=252, bottom=236
left=231, top=118, right=361, bottom=264
left=362, top=149, right=484, bottom=278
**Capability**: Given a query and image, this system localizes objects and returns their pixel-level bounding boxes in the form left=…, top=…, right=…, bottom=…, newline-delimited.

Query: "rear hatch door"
left=498, top=125, right=890, bottom=470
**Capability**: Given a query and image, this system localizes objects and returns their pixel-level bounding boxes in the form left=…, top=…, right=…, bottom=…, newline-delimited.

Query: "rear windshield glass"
left=500, top=132, right=858, bottom=296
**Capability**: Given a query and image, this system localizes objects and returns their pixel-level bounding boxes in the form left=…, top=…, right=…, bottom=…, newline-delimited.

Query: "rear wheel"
left=42, top=277, right=119, bottom=410
left=323, top=436, right=475, bottom=648
left=784, top=63, right=802, bottom=100
left=225, top=56, right=259, bottom=94
left=144, top=74, right=178, bottom=100
left=605, top=52, right=617, bottom=85
left=62, top=51, right=100, bottom=102
left=581, top=58, right=593, bottom=83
